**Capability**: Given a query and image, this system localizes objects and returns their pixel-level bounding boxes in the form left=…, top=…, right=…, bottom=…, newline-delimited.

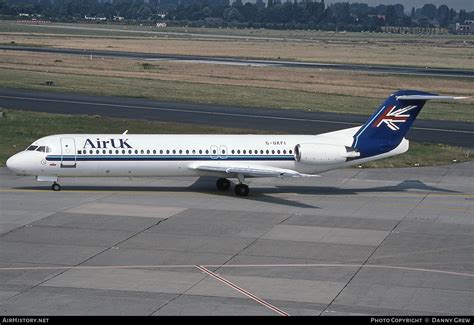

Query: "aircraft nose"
left=6, top=153, right=26, bottom=173
left=6, top=155, right=16, bottom=170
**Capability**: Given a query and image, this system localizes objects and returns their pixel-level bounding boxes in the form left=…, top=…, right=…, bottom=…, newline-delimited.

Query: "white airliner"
left=6, top=90, right=465, bottom=196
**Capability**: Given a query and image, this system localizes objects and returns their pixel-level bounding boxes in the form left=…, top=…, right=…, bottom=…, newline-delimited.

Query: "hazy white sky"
left=323, top=0, right=473, bottom=11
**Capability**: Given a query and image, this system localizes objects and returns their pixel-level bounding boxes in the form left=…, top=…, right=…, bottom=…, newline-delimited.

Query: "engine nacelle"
left=294, top=143, right=360, bottom=164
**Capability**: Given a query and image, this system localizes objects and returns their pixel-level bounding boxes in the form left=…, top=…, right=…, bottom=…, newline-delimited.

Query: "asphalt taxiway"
left=0, top=89, right=473, bottom=148
left=0, top=163, right=472, bottom=315
left=2, top=45, right=473, bottom=78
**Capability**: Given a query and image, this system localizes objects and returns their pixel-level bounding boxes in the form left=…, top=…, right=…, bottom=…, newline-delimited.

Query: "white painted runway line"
left=0, top=263, right=472, bottom=278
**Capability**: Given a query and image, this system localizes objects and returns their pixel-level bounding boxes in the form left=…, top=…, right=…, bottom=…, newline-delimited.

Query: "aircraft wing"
left=191, top=164, right=318, bottom=178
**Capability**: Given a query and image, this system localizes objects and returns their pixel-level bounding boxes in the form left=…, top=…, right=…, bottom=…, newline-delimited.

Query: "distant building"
left=19, top=13, right=43, bottom=18
left=84, top=15, right=107, bottom=21
left=156, top=22, right=167, bottom=27
left=450, top=20, right=474, bottom=35
left=369, top=14, right=386, bottom=20
left=113, top=16, right=125, bottom=21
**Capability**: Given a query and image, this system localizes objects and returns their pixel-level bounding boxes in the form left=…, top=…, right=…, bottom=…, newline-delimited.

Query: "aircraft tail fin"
left=352, top=90, right=466, bottom=158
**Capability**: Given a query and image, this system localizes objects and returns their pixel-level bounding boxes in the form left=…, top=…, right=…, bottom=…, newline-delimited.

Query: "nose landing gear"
left=51, top=182, right=61, bottom=191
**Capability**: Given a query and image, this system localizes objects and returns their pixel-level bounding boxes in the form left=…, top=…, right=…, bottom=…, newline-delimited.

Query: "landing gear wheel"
left=216, top=178, right=231, bottom=191
left=51, top=182, right=61, bottom=191
left=234, top=184, right=250, bottom=197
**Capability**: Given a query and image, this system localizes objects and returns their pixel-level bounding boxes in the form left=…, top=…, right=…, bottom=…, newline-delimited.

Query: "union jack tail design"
left=373, top=105, right=418, bottom=131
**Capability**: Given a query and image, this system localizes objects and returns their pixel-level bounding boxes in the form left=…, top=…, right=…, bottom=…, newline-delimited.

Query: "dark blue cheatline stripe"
left=46, top=155, right=295, bottom=162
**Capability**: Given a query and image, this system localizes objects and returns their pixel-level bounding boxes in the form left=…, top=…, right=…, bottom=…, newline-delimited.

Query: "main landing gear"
left=215, top=176, right=250, bottom=197
left=234, top=183, right=249, bottom=197
left=216, top=178, right=231, bottom=191
left=51, top=182, right=61, bottom=191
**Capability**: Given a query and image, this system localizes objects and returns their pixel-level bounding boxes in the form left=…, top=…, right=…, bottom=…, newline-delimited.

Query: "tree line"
left=169, top=1, right=473, bottom=31
left=1, top=0, right=473, bottom=31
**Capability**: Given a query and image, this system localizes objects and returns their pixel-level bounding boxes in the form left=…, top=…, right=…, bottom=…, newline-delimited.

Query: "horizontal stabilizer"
left=395, top=95, right=468, bottom=101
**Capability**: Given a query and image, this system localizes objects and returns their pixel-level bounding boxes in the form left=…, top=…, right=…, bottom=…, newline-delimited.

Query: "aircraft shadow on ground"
left=17, top=178, right=457, bottom=209
left=275, top=179, right=459, bottom=195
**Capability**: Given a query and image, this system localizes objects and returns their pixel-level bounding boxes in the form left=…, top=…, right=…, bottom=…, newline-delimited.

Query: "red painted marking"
left=373, top=105, right=395, bottom=127
left=196, top=265, right=290, bottom=316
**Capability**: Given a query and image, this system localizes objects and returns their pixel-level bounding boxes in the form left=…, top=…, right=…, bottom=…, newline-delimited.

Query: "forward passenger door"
left=60, top=138, right=76, bottom=167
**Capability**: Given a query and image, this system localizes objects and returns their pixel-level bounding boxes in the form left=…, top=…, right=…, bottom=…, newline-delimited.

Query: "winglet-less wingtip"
left=395, top=95, right=469, bottom=101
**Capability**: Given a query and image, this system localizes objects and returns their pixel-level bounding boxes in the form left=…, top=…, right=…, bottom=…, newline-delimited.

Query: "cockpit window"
left=28, top=146, right=51, bottom=153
